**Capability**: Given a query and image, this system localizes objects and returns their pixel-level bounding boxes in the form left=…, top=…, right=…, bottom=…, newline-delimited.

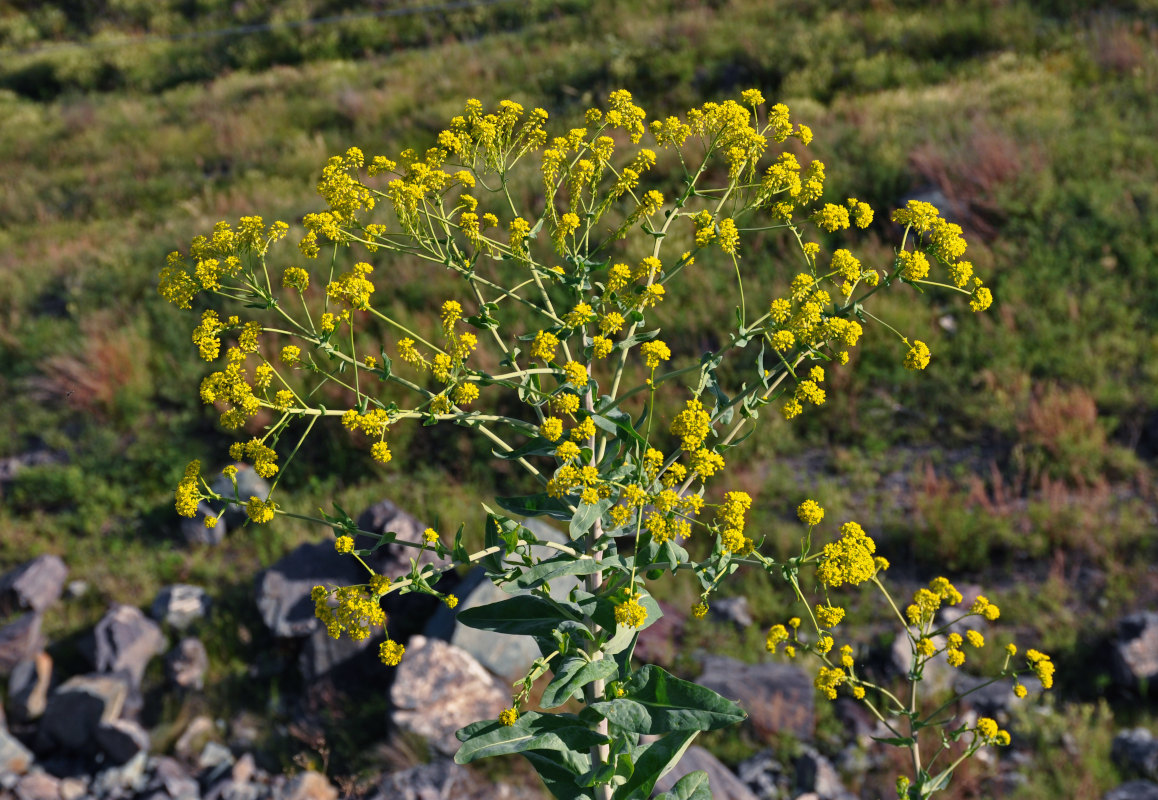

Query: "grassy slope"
left=1, top=0, right=1157, bottom=794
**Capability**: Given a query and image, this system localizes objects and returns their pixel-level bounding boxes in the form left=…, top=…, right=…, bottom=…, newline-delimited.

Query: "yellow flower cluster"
left=640, top=340, right=671, bottom=370
left=815, top=522, right=877, bottom=588
left=174, top=460, right=202, bottom=518
left=379, top=639, right=405, bottom=667
left=671, top=399, right=712, bottom=450
left=797, top=499, right=824, bottom=526
left=246, top=496, right=276, bottom=524
left=228, top=438, right=280, bottom=479
left=614, top=592, right=648, bottom=629
left=311, top=583, right=386, bottom=642
left=326, top=262, right=375, bottom=310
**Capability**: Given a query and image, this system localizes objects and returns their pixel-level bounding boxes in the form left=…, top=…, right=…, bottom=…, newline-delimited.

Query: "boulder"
left=166, top=638, right=209, bottom=691
left=57, top=777, right=87, bottom=800
left=1114, top=728, right=1158, bottom=782
left=1105, top=782, right=1158, bottom=800
left=298, top=625, right=381, bottom=684
left=86, top=605, right=166, bottom=689
left=14, top=770, right=60, bottom=800
left=696, top=656, right=814, bottom=741
left=0, top=614, right=45, bottom=677
left=890, top=633, right=954, bottom=696
left=953, top=674, right=1041, bottom=721
left=7, top=653, right=52, bottom=721
left=277, top=771, right=336, bottom=800
left=37, top=673, right=127, bottom=752
left=95, top=719, right=150, bottom=765
left=634, top=601, right=684, bottom=667
left=795, top=745, right=855, bottom=800
left=736, top=750, right=792, bottom=800
left=209, top=466, right=271, bottom=530
left=0, top=556, right=68, bottom=616
left=653, top=746, right=759, bottom=800
left=1113, top=612, right=1158, bottom=688
left=389, top=636, right=508, bottom=756
left=181, top=502, right=228, bottom=546
left=254, top=542, right=368, bottom=639
left=710, top=596, right=754, bottom=628
left=370, top=760, right=479, bottom=800
left=90, top=750, right=148, bottom=798
left=0, top=727, right=34, bottom=778
left=144, top=756, right=199, bottom=800
left=152, top=586, right=212, bottom=631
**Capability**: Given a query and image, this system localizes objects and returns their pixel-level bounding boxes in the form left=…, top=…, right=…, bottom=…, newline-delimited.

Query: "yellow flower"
left=563, top=360, right=589, bottom=387
left=540, top=417, right=563, bottom=442
left=499, top=707, right=519, bottom=727
left=334, top=535, right=355, bottom=554
left=766, top=624, right=789, bottom=653
left=371, top=441, right=392, bottom=464
left=280, top=345, right=301, bottom=366
left=592, top=336, right=613, bottom=359
left=692, top=602, right=709, bottom=619
left=815, top=666, right=845, bottom=699
left=903, top=340, right=931, bottom=371
left=966, top=630, right=985, bottom=648
left=423, top=528, right=439, bottom=544
left=445, top=594, right=459, bottom=609
left=379, top=640, right=405, bottom=667
left=531, top=331, right=560, bottom=362
left=246, top=496, right=276, bottom=524
left=614, top=592, right=648, bottom=629
left=640, top=340, right=671, bottom=370
left=815, top=604, right=845, bottom=628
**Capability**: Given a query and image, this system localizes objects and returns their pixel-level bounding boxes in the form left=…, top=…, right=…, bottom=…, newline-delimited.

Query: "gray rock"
left=174, top=717, right=215, bottom=764
left=634, top=601, right=684, bottom=667
left=1105, top=782, right=1158, bottom=800
left=7, top=652, right=52, bottom=721
left=181, top=502, right=228, bottom=547
left=371, top=760, right=478, bottom=800
left=277, top=771, right=336, bottom=800
left=795, top=746, right=853, bottom=800
left=952, top=674, right=1041, bottom=721
left=58, top=777, right=87, bottom=800
left=736, top=750, right=790, bottom=800
left=14, top=770, right=60, bottom=800
left=64, top=581, right=87, bottom=600
left=38, top=673, right=127, bottom=752
left=1113, top=612, right=1158, bottom=688
left=90, top=750, right=147, bottom=798
left=209, top=466, right=270, bottom=530
left=390, top=636, right=509, bottom=757
left=152, top=586, right=212, bottom=631
left=87, top=605, right=165, bottom=689
left=653, top=745, right=759, bottom=800
left=710, top=596, right=754, bottom=628
left=1114, top=728, right=1158, bottom=781
left=166, top=638, right=209, bottom=691
left=696, top=656, right=814, bottom=741
left=0, top=727, right=34, bottom=778
left=95, top=719, right=150, bottom=765
left=890, top=633, right=953, bottom=695
left=144, top=756, right=199, bottom=800
left=0, top=614, right=45, bottom=677
left=197, top=742, right=235, bottom=785
left=0, top=556, right=68, bottom=616
left=254, top=542, right=368, bottom=639
left=298, top=624, right=381, bottom=684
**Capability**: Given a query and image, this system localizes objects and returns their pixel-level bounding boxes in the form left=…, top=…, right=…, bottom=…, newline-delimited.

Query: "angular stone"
left=209, top=466, right=271, bottom=530
left=166, top=638, right=209, bottom=691
left=653, top=746, right=759, bottom=800
left=1114, top=728, right=1158, bottom=782
left=145, top=756, right=199, bottom=800
left=174, top=716, right=215, bottom=764
left=94, top=719, right=149, bottom=765
left=0, top=727, right=34, bottom=777
left=1113, top=612, right=1158, bottom=688
left=278, top=771, right=336, bottom=800
left=1105, top=782, right=1158, bottom=800
left=57, top=777, right=87, bottom=800
left=152, top=586, right=212, bottom=631
left=390, top=636, right=508, bottom=756
left=87, top=604, right=166, bottom=689
left=736, top=750, right=791, bottom=800
left=298, top=624, right=380, bottom=684
left=254, top=542, right=367, bottom=639
left=38, top=673, right=127, bottom=752
left=0, top=615, right=45, bottom=677
left=14, top=770, right=60, bottom=800
left=953, top=673, right=1041, bottom=721
left=90, top=750, right=147, bottom=798
left=370, top=760, right=483, bottom=800
left=696, top=656, right=814, bottom=741
left=7, top=652, right=52, bottom=721
left=0, top=556, right=68, bottom=616
left=181, top=502, right=228, bottom=546
left=710, top=596, right=754, bottom=628
left=795, top=745, right=855, bottom=800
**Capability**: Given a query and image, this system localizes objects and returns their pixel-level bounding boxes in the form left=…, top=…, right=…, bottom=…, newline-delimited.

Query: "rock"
left=696, top=656, right=814, bottom=741
left=198, top=741, right=235, bottom=784
left=634, top=601, right=684, bottom=667
left=736, top=750, right=791, bottom=800
left=38, top=673, right=127, bottom=752
left=371, top=760, right=479, bottom=800
left=423, top=568, right=542, bottom=681
left=795, top=746, right=854, bottom=800
left=7, top=653, right=52, bottom=721
left=298, top=624, right=382, bottom=685
left=1113, top=612, right=1158, bottom=688
left=95, top=719, right=150, bottom=765
left=152, top=586, right=212, bottom=631
left=227, top=714, right=262, bottom=752
left=832, top=698, right=877, bottom=742
left=255, top=542, right=368, bottom=639
left=389, top=636, right=509, bottom=756
left=209, top=467, right=271, bottom=530
left=710, top=596, right=753, bottom=628
left=1105, top=781, right=1158, bottom=800
left=653, top=746, right=759, bottom=800
left=952, top=674, right=1041, bottom=721
left=1114, top=728, right=1158, bottom=781
left=0, top=557, right=68, bottom=616
left=0, top=727, right=34, bottom=777
left=57, top=777, right=87, bottom=800
left=174, top=716, right=216, bottom=764
left=86, top=604, right=166, bottom=689
left=166, top=638, right=209, bottom=691
left=230, top=754, right=255, bottom=786
left=181, top=502, right=229, bottom=547
left=278, top=771, right=336, bottom=800
left=14, top=770, right=60, bottom=800
left=0, top=615, right=45, bottom=677
left=144, top=756, right=199, bottom=800
left=90, top=750, right=148, bottom=798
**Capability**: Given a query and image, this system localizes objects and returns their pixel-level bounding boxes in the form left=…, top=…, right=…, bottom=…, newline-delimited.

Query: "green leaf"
left=541, top=656, right=620, bottom=709
left=457, top=595, right=580, bottom=637
left=614, top=730, right=698, bottom=800
left=591, top=403, right=648, bottom=449
left=654, top=770, right=713, bottom=800
left=511, top=553, right=620, bottom=591
left=497, top=493, right=574, bottom=521
left=493, top=436, right=558, bottom=461
left=454, top=711, right=608, bottom=764
left=523, top=750, right=595, bottom=800
left=569, top=498, right=613, bottom=539
left=452, top=522, right=468, bottom=563
left=583, top=665, right=746, bottom=734
left=872, top=735, right=916, bottom=747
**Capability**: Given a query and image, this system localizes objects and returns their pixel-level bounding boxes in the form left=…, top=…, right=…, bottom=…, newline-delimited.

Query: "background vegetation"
left=1, top=0, right=1156, bottom=796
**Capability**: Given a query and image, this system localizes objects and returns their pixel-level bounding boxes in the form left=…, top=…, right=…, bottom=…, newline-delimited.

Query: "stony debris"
left=736, top=750, right=792, bottom=800
left=278, top=770, right=336, bottom=800
left=181, top=503, right=229, bottom=547
left=90, top=750, right=148, bottom=798
left=1105, top=781, right=1158, bottom=800
left=86, top=604, right=166, bottom=689
left=152, top=586, right=212, bottom=631
left=0, top=556, right=68, bottom=617
left=166, top=638, right=209, bottom=691
left=369, top=760, right=478, bottom=800
left=654, top=745, right=759, bottom=800
left=953, top=674, right=1041, bottom=722
left=633, top=600, right=684, bottom=667
left=0, top=726, right=34, bottom=777
left=7, top=652, right=52, bottom=721
left=710, top=596, right=754, bottom=628
left=1112, top=612, right=1158, bottom=688
left=1113, top=728, right=1158, bottom=782
left=889, top=632, right=954, bottom=695
left=255, top=543, right=367, bottom=639
left=696, top=656, right=814, bottom=741
left=37, top=673, right=128, bottom=752
left=0, top=615, right=46, bottom=677
left=795, top=746, right=855, bottom=800
left=389, top=636, right=508, bottom=756
left=174, top=717, right=216, bottom=764
left=95, top=719, right=151, bottom=765
left=145, top=756, right=200, bottom=800
left=14, top=769, right=60, bottom=800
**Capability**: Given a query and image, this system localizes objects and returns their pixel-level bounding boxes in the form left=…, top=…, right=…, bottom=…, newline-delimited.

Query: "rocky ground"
left=2, top=487, right=1157, bottom=800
